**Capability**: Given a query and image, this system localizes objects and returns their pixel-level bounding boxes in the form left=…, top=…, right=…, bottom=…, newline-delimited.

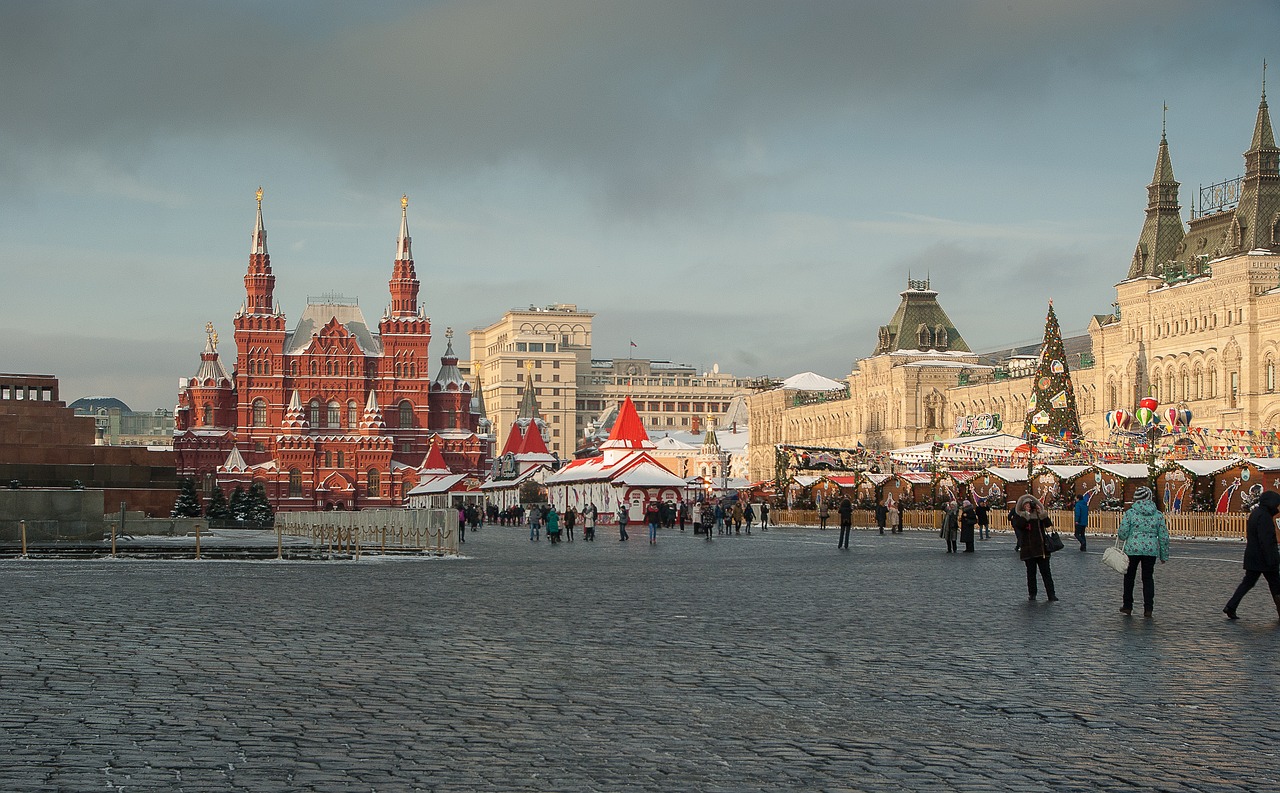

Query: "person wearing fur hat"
left=1009, top=494, right=1058, bottom=601
left=1223, top=490, right=1280, bottom=620
left=940, top=501, right=959, bottom=553
left=1118, top=486, right=1169, bottom=618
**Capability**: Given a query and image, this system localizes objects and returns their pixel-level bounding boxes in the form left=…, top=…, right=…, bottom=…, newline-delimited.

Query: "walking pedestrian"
left=875, top=501, right=888, bottom=535
left=678, top=502, right=688, bottom=532
left=546, top=507, right=561, bottom=544
left=527, top=506, right=540, bottom=542
left=744, top=502, right=755, bottom=534
left=760, top=502, right=769, bottom=530
left=837, top=496, right=853, bottom=549
left=940, top=501, right=959, bottom=553
left=1010, top=494, right=1058, bottom=601
left=959, top=500, right=977, bottom=552
left=458, top=506, right=467, bottom=544
left=1223, top=491, right=1280, bottom=620
left=646, top=500, right=661, bottom=544
left=818, top=501, right=830, bottom=530
left=732, top=502, right=744, bottom=534
left=583, top=503, right=596, bottom=541
left=617, top=503, right=630, bottom=541
left=714, top=501, right=726, bottom=536
left=1073, top=493, right=1090, bottom=551
left=1117, top=487, right=1169, bottom=618
left=975, top=498, right=990, bottom=540
left=887, top=503, right=900, bottom=534
left=564, top=506, right=576, bottom=542
left=691, top=501, right=703, bottom=535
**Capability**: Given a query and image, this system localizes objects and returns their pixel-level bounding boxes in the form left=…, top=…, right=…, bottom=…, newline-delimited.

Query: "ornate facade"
left=174, top=193, right=489, bottom=511
left=748, top=87, right=1280, bottom=481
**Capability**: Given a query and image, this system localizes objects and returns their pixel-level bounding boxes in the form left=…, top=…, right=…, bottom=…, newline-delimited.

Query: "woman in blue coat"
left=1117, top=487, right=1169, bottom=618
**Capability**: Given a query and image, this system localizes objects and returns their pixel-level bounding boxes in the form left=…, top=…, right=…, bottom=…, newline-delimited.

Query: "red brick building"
left=174, top=192, right=489, bottom=511
left=0, top=373, right=180, bottom=516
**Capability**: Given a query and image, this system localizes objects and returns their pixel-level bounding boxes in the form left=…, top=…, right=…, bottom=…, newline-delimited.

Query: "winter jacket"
left=1242, top=491, right=1280, bottom=572
left=959, top=506, right=977, bottom=543
left=545, top=510, right=560, bottom=534
left=1117, top=499, right=1169, bottom=561
left=1073, top=497, right=1090, bottom=528
left=1010, top=494, right=1053, bottom=561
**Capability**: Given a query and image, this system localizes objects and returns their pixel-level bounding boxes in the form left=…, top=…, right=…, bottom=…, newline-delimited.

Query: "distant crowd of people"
left=456, top=489, right=1280, bottom=622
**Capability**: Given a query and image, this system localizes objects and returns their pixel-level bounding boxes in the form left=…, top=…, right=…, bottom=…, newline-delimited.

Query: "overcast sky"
left=3, top=1, right=1277, bottom=410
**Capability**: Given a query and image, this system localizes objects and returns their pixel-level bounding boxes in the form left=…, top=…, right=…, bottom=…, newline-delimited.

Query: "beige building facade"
left=748, top=90, right=1280, bottom=482
left=468, top=304, right=751, bottom=459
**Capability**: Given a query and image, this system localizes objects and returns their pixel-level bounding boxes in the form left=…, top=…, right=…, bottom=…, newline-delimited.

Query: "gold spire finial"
left=204, top=321, right=218, bottom=350
left=256, top=186, right=263, bottom=206
left=1162, top=101, right=1167, bottom=137
left=445, top=326, right=453, bottom=339
left=401, top=194, right=408, bottom=211
left=525, top=360, right=534, bottom=373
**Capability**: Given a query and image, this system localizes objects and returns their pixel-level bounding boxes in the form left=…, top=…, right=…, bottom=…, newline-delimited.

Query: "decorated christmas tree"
left=1023, top=300, right=1082, bottom=440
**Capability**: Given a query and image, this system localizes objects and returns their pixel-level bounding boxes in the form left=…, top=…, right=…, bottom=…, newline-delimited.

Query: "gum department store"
left=747, top=88, right=1280, bottom=482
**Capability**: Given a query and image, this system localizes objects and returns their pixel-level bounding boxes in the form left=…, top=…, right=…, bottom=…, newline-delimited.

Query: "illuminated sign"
left=954, top=413, right=1003, bottom=436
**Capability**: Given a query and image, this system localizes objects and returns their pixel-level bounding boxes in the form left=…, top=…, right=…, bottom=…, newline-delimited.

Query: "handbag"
left=1044, top=530, right=1065, bottom=553
left=1102, top=533, right=1129, bottom=574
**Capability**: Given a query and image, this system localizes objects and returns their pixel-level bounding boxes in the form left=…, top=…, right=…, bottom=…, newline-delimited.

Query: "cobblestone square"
left=3, top=525, right=1278, bottom=791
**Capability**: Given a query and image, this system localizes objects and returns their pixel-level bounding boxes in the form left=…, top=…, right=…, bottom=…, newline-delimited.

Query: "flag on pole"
left=629, top=340, right=637, bottom=348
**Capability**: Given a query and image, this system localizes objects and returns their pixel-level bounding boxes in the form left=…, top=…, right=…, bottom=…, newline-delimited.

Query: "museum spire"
left=388, top=194, right=420, bottom=317
left=244, top=186, right=276, bottom=314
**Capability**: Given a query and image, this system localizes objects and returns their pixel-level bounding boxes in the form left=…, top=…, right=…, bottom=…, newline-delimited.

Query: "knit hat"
left=1134, top=486, right=1154, bottom=502
left=962, top=500, right=972, bottom=508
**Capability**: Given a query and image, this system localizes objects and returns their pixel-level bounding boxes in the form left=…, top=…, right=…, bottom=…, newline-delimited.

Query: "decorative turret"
left=359, top=390, right=385, bottom=434
left=1127, top=111, right=1185, bottom=279
left=517, top=361, right=542, bottom=423
left=389, top=194, right=421, bottom=318
left=244, top=187, right=276, bottom=315
left=176, top=323, right=236, bottom=430
left=1234, top=68, right=1280, bottom=254
left=872, top=277, right=970, bottom=355
left=429, top=329, right=472, bottom=431
left=599, top=396, right=653, bottom=460
left=281, top=390, right=309, bottom=433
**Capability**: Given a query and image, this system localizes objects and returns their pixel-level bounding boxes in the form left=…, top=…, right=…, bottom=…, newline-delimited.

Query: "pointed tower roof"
left=251, top=186, right=268, bottom=256
left=359, top=390, right=385, bottom=433
left=701, top=426, right=721, bottom=453
left=517, top=423, right=551, bottom=456
left=500, top=422, right=525, bottom=457
left=1235, top=70, right=1280, bottom=255
left=1126, top=123, right=1185, bottom=280
left=396, top=193, right=413, bottom=262
left=421, top=437, right=450, bottom=472
left=282, top=390, right=309, bottom=432
left=1251, top=71, right=1276, bottom=152
left=871, top=278, right=970, bottom=356
left=193, top=323, right=232, bottom=383
left=222, top=446, right=249, bottom=472
left=600, top=396, right=653, bottom=450
left=517, top=364, right=542, bottom=421
left=430, top=329, right=469, bottom=392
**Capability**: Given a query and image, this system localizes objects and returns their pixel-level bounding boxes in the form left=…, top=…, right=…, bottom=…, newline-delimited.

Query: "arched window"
left=1208, top=366, right=1218, bottom=398
left=1269, top=359, right=1277, bottom=393
left=290, top=360, right=299, bottom=376
left=327, top=400, right=340, bottom=427
left=348, top=361, right=355, bottom=376
left=1166, top=372, right=1175, bottom=402
left=252, top=398, right=267, bottom=427
left=1181, top=370, right=1190, bottom=402
left=348, top=400, right=359, bottom=427
left=309, top=400, right=321, bottom=427
left=309, top=360, right=317, bottom=375
left=367, top=468, right=380, bottom=497
left=409, top=363, right=417, bottom=377
left=202, top=404, right=213, bottom=425
left=288, top=468, right=303, bottom=497
left=399, top=400, right=413, bottom=428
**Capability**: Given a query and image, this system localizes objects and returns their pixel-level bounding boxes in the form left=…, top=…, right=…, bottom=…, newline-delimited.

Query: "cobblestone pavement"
left=3, top=524, right=1279, bottom=791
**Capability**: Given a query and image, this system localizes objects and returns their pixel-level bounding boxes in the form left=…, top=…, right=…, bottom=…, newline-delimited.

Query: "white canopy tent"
left=889, top=433, right=1067, bottom=465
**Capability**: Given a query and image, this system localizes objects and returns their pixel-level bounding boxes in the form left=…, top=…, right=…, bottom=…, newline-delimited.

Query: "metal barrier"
left=275, top=509, right=457, bottom=556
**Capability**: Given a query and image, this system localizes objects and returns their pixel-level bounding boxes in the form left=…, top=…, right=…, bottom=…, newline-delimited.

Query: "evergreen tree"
left=246, top=482, right=275, bottom=526
left=171, top=477, right=203, bottom=518
left=1023, top=300, right=1083, bottom=440
left=229, top=484, right=247, bottom=522
left=204, top=486, right=233, bottom=521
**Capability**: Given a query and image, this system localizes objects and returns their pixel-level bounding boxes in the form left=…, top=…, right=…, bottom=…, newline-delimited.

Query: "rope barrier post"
left=194, top=521, right=202, bottom=560
left=276, top=520, right=283, bottom=560
left=381, top=525, right=387, bottom=554
left=20, top=520, right=27, bottom=559
left=354, top=523, right=361, bottom=561
left=110, top=520, right=117, bottom=557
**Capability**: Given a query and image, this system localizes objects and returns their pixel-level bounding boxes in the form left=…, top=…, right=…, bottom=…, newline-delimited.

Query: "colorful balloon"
left=1113, top=409, right=1132, bottom=430
left=1139, top=396, right=1159, bottom=412
left=1165, top=407, right=1181, bottom=428
left=1177, top=408, right=1192, bottom=428
left=1135, top=407, right=1156, bottom=428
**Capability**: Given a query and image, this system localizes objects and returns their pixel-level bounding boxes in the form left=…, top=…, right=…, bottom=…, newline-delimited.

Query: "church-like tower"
left=1126, top=119, right=1185, bottom=280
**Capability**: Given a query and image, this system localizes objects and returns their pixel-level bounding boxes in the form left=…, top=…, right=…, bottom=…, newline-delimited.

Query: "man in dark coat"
left=875, top=502, right=888, bottom=535
left=1224, top=490, right=1280, bottom=619
left=837, top=497, right=853, bottom=549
